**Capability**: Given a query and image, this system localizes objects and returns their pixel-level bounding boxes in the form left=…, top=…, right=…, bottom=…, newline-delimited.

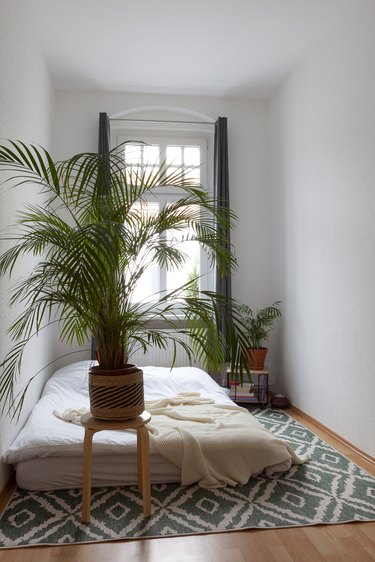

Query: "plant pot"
left=246, top=347, right=268, bottom=370
left=271, top=394, right=290, bottom=409
left=89, top=364, right=144, bottom=420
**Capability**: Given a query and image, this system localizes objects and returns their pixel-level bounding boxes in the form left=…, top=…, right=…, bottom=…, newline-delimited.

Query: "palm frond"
left=0, top=140, right=252, bottom=412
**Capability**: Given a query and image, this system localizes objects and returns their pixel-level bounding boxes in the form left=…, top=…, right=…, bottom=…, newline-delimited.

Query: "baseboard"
left=0, top=474, right=16, bottom=516
left=289, top=405, right=375, bottom=467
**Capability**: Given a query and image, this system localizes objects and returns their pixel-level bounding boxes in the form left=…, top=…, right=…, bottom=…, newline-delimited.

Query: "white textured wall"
left=269, top=0, right=375, bottom=456
left=53, top=91, right=279, bottom=370
left=0, top=1, right=55, bottom=489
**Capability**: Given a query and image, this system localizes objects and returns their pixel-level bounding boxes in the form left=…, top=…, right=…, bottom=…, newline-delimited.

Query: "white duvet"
left=3, top=361, right=307, bottom=488
left=4, top=361, right=231, bottom=463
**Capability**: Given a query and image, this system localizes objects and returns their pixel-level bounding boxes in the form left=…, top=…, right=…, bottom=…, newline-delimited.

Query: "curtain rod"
left=110, top=117, right=216, bottom=125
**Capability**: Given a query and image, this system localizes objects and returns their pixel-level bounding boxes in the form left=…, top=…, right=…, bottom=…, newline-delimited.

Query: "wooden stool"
left=80, top=411, right=152, bottom=523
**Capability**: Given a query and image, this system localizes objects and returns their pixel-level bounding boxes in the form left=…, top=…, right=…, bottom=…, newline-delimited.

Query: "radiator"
left=129, top=332, right=204, bottom=369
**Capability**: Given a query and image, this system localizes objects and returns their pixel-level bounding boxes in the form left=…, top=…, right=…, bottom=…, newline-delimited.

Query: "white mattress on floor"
left=3, top=361, right=233, bottom=490
left=16, top=453, right=180, bottom=491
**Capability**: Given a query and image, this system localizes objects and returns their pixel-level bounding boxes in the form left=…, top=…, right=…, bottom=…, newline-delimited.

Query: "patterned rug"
left=1, top=408, right=375, bottom=548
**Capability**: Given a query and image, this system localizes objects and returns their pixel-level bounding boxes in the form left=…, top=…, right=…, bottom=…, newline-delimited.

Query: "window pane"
left=166, top=204, right=200, bottom=296
left=185, top=166, right=200, bottom=183
left=184, top=146, right=200, bottom=183
left=166, top=146, right=182, bottom=166
left=144, top=165, right=160, bottom=183
left=120, top=136, right=209, bottom=306
left=130, top=202, right=160, bottom=303
left=184, top=147, right=200, bottom=166
left=124, top=144, right=142, bottom=165
left=132, top=262, right=160, bottom=303
left=167, top=236, right=200, bottom=296
left=144, top=145, right=160, bottom=165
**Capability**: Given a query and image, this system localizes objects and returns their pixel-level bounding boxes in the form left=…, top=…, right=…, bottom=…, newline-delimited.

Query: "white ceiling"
left=27, top=0, right=351, bottom=98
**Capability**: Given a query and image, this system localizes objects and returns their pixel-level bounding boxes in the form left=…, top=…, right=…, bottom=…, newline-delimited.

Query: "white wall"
left=53, top=91, right=280, bottom=373
left=269, top=0, right=375, bottom=456
left=0, top=1, right=55, bottom=489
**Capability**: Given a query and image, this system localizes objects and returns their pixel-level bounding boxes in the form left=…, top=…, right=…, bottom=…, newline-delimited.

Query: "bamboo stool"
left=80, top=410, right=152, bottom=523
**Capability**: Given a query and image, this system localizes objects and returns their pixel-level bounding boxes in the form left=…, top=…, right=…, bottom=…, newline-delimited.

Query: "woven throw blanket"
left=53, top=407, right=89, bottom=425
left=53, top=393, right=308, bottom=488
left=52, top=393, right=213, bottom=425
left=145, top=393, right=308, bottom=488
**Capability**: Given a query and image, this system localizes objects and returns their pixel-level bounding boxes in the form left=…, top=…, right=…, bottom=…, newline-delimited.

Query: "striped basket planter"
left=89, top=365, right=144, bottom=420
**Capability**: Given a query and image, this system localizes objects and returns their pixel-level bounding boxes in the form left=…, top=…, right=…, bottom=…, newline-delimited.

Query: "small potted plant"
left=237, top=301, right=282, bottom=370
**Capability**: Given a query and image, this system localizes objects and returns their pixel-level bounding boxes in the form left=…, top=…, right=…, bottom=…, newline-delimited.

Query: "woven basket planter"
left=89, top=365, right=144, bottom=420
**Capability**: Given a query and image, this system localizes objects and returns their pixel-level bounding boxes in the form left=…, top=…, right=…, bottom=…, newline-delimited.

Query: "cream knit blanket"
left=146, top=393, right=308, bottom=488
left=53, top=392, right=308, bottom=488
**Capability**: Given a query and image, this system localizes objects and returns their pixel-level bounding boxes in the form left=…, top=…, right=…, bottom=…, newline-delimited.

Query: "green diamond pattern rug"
left=1, top=408, right=375, bottom=548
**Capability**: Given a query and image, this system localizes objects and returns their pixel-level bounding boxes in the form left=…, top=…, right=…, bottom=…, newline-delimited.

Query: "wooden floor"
left=1, top=408, right=375, bottom=562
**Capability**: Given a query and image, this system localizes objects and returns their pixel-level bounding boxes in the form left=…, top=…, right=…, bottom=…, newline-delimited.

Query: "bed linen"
left=3, top=361, right=305, bottom=491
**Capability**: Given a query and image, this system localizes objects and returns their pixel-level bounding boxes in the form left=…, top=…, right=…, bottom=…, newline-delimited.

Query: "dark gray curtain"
left=97, top=112, right=111, bottom=196
left=214, top=117, right=232, bottom=366
left=98, top=112, right=110, bottom=154
left=91, top=113, right=111, bottom=360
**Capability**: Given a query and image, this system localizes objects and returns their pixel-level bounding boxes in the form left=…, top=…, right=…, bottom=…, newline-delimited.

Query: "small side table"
left=81, top=411, right=152, bottom=523
left=226, top=368, right=269, bottom=406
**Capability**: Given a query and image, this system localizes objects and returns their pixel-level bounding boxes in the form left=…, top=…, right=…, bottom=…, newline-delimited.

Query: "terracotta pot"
left=246, top=347, right=268, bottom=370
left=89, top=364, right=144, bottom=420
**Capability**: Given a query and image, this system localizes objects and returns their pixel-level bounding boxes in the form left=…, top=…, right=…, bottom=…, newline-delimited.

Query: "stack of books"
left=229, top=381, right=255, bottom=402
left=229, top=378, right=268, bottom=403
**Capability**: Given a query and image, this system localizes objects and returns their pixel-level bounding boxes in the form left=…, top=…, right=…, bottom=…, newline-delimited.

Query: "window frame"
left=113, top=125, right=215, bottom=301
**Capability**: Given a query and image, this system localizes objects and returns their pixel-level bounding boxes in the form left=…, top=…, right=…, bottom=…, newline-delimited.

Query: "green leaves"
left=0, top=140, right=251, bottom=415
left=237, top=301, right=282, bottom=349
left=0, top=141, right=60, bottom=193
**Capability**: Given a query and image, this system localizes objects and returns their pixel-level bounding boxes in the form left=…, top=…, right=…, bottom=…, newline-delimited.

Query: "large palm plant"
left=0, top=141, right=250, bottom=416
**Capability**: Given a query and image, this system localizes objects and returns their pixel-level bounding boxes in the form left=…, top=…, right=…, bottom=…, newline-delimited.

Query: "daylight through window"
left=118, top=131, right=212, bottom=306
